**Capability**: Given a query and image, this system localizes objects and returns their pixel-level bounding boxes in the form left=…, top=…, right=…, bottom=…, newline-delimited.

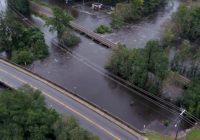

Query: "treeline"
left=0, top=87, right=99, bottom=140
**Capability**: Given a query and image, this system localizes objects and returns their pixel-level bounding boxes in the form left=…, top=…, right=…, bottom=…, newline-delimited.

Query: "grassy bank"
left=146, top=127, right=200, bottom=140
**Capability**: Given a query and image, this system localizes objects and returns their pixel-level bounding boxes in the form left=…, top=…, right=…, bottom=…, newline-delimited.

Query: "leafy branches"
left=0, top=87, right=100, bottom=140
left=45, top=6, right=73, bottom=38
left=0, top=11, right=48, bottom=65
left=106, top=40, right=169, bottom=95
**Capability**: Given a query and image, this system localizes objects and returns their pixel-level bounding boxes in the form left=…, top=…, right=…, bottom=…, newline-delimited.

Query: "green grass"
left=145, top=131, right=172, bottom=140
left=145, top=127, right=200, bottom=140
left=181, top=127, right=200, bottom=140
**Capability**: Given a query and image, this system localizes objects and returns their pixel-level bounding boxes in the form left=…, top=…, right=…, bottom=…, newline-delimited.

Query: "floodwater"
left=1, top=0, right=191, bottom=135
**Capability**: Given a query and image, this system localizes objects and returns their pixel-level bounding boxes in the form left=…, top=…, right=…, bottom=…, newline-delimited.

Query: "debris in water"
left=54, top=58, right=58, bottom=62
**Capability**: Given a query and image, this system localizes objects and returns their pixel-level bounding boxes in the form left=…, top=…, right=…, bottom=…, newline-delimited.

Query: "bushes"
left=0, top=11, right=48, bottom=65
left=95, top=25, right=112, bottom=34
left=112, top=0, right=166, bottom=27
left=61, top=33, right=80, bottom=47
left=13, top=50, right=33, bottom=65
left=111, top=14, right=124, bottom=30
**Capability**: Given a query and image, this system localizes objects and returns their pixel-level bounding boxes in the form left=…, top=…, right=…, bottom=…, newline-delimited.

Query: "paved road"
left=0, top=59, right=144, bottom=140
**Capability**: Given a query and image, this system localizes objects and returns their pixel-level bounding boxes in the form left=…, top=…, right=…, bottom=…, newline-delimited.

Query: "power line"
left=6, top=2, right=200, bottom=128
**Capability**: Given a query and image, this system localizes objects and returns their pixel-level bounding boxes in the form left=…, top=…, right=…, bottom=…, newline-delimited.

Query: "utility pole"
left=83, top=0, right=85, bottom=5
left=174, top=109, right=186, bottom=140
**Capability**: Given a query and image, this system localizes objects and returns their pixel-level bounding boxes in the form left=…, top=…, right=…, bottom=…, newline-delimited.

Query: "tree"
left=0, top=87, right=100, bottom=140
left=112, top=0, right=166, bottom=25
left=130, top=0, right=143, bottom=20
left=0, top=10, right=48, bottom=64
left=106, top=40, right=168, bottom=95
left=172, top=4, right=200, bottom=41
left=142, top=0, right=166, bottom=15
left=45, top=6, right=73, bottom=38
left=144, top=40, right=168, bottom=80
left=182, top=79, right=200, bottom=118
left=106, top=45, right=148, bottom=88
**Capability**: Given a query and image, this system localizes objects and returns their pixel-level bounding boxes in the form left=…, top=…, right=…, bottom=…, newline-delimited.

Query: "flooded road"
left=1, top=0, right=191, bottom=135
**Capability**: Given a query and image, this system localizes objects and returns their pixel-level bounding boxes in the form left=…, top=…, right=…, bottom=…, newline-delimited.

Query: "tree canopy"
left=172, top=4, right=200, bottom=41
left=0, top=11, right=48, bottom=64
left=0, top=87, right=100, bottom=140
left=106, top=40, right=168, bottom=95
left=45, top=6, right=73, bottom=38
left=111, top=0, right=166, bottom=29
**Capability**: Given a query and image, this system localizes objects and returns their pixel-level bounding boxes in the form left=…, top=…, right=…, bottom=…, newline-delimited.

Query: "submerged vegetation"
left=95, top=25, right=112, bottom=34
left=45, top=6, right=80, bottom=47
left=0, top=11, right=48, bottom=65
left=106, top=40, right=168, bottom=95
left=111, top=0, right=167, bottom=29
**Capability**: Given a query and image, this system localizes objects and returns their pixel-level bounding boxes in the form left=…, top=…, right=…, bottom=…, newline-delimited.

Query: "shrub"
left=62, top=33, right=80, bottom=47
left=95, top=25, right=112, bottom=34
left=13, top=50, right=33, bottom=65
left=111, top=14, right=124, bottom=30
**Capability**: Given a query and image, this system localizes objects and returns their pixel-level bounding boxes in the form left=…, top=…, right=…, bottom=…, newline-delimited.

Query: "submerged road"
left=0, top=59, right=146, bottom=140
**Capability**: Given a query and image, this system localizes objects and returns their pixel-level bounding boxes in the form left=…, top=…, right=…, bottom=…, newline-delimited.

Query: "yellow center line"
left=0, top=68, right=121, bottom=140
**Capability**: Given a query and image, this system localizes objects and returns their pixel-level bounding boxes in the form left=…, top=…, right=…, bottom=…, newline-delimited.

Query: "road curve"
left=0, top=59, right=146, bottom=140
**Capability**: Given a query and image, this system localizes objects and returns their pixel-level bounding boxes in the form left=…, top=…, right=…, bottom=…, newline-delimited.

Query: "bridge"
left=30, top=2, right=118, bottom=48
left=0, top=59, right=146, bottom=140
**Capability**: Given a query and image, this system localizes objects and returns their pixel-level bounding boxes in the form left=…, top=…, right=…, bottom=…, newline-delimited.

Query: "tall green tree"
left=45, top=6, right=73, bottom=38
left=0, top=87, right=100, bottom=140
left=0, top=10, right=48, bottom=64
left=144, top=40, right=168, bottom=80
